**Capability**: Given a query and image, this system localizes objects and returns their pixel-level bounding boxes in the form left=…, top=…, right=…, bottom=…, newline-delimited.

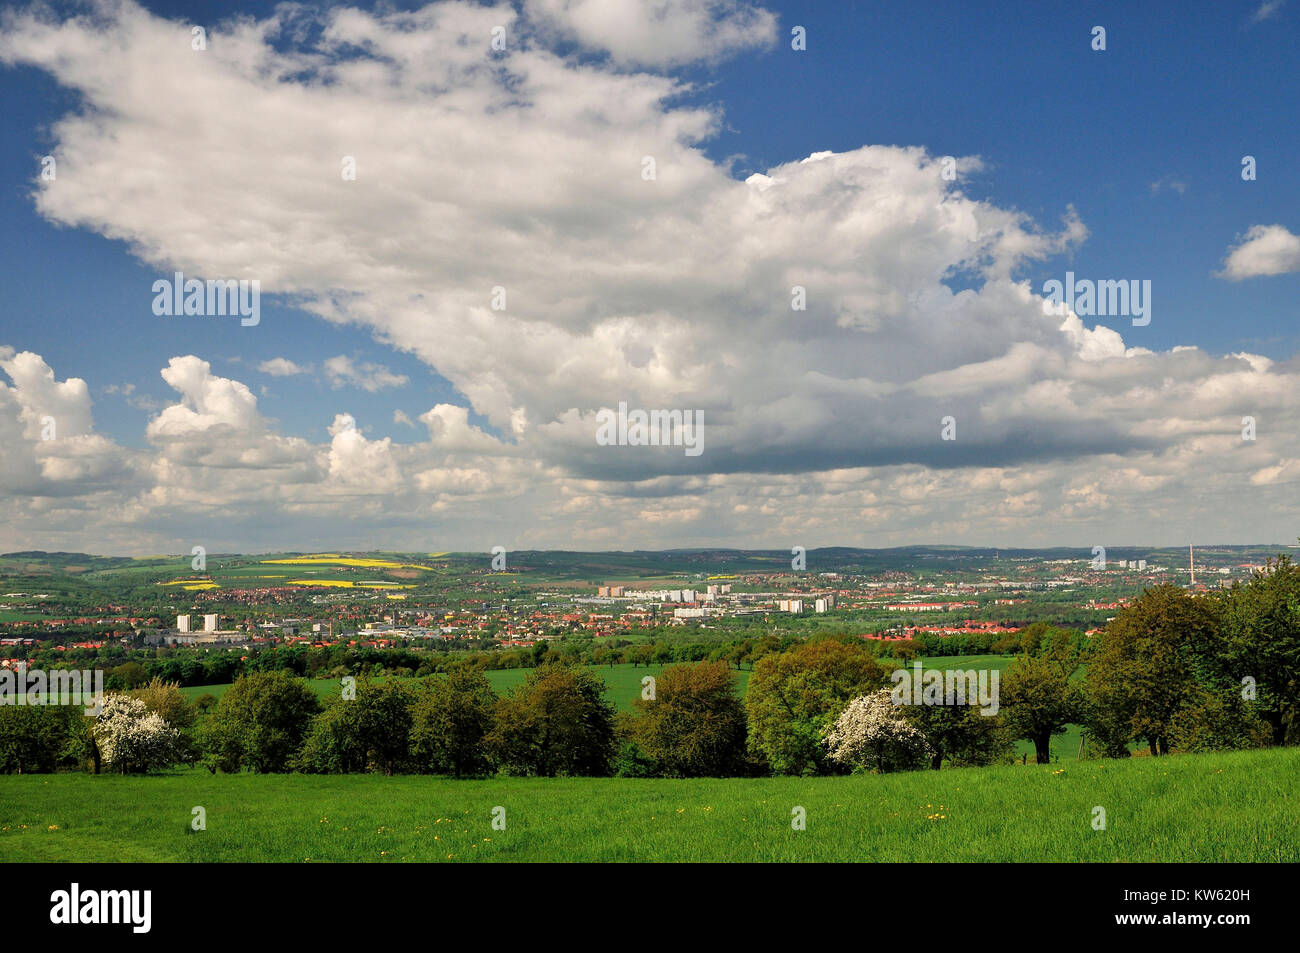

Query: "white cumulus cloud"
left=1218, top=224, right=1300, bottom=280
left=324, top=356, right=409, bottom=392
left=258, top=357, right=309, bottom=377
left=523, top=0, right=777, bottom=66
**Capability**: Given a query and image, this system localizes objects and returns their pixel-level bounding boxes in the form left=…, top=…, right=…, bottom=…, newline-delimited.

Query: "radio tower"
left=1189, top=544, right=1195, bottom=587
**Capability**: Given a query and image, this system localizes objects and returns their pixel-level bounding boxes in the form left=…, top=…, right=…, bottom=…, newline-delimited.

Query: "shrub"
left=611, top=738, right=655, bottom=778
left=299, top=679, right=420, bottom=775
left=131, top=677, right=195, bottom=729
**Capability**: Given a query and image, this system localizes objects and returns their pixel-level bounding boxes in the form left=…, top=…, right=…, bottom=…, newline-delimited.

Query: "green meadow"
left=481, top=663, right=751, bottom=711
left=1, top=747, right=1294, bottom=862
left=174, top=657, right=989, bottom=708
left=175, top=662, right=740, bottom=713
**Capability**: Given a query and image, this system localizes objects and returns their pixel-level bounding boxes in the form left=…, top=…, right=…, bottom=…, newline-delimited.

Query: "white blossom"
left=93, top=694, right=181, bottom=773
left=824, top=689, right=933, bottom=773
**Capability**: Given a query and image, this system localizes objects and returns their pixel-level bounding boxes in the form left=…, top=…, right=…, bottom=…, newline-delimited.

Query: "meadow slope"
left=1, top=747, right=1294, bottom=862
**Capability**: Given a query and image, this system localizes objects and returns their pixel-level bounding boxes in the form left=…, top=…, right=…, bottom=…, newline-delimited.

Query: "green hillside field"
left=0, top=747, right=1294, bottom=862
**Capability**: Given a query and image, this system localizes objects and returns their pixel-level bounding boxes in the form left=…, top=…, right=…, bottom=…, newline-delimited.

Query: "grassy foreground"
left=1, top=747, right=1295, bottom=862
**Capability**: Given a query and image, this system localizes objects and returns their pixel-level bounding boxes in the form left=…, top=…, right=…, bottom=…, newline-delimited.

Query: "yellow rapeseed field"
left=262, top=556, right=434, bottom=571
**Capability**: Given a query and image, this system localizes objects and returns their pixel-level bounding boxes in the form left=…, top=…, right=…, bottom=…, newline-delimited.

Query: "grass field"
left=482, top=663, right=752, bottom=711
left=173, top=657, right=990, bottom=707
left=175, top=662, right=746, bottom=712
left=1, top=747, right=1294, bottom=862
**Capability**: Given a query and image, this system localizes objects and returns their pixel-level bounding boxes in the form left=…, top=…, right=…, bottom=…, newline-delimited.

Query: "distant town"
left=0, top=546, right=1284, bottom=673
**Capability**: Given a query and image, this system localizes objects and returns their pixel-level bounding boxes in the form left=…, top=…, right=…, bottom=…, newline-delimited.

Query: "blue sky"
left=0, top=0, right=1297, bottom=552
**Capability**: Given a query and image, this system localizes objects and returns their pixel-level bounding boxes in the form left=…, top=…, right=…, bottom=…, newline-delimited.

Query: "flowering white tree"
left=824, top=690, right=933, bottom=773
left=93, top=694, right=181, bottom=773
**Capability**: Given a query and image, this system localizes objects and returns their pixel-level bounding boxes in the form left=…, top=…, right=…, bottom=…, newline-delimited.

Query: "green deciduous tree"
left=1168, top=686, right=1271, bottom=753
left=745, top=639, right=887, bottom=775
left=904, top=701, right=1013, bottom=770
left=297, top=699, right=368, bottom=774
left=1084, top=584, right=1218, bottom=757
left=1002, top=635, right=1082, bottom=764
left=627, top=661, right=749, bottom=777
left=108, top=661, right=147, bottom=690
left=411, top=669, right=496, bottom=777
left=486, top=664, right=616, bottom=776
left=0, top=704, right=82, bottom=774
left=202, top=671, right=321, bottom=773
left=1204, top=557, right=1300, bottom=745
left=299, top=679, right=419, bottom=775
